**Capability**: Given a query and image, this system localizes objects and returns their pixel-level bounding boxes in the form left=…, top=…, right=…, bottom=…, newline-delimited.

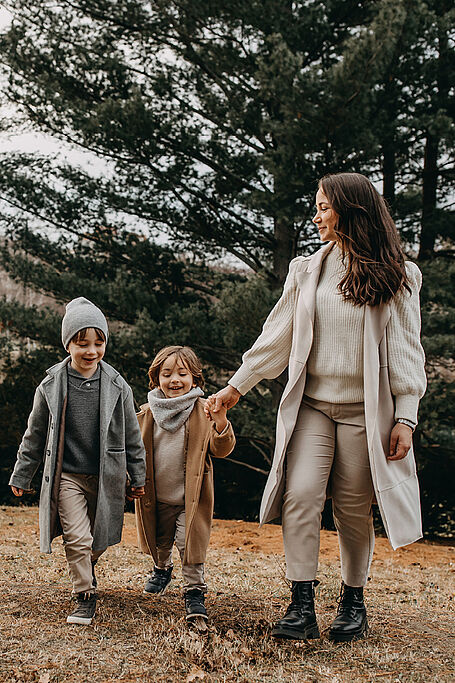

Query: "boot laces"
left=287, top=580, right=318, bottom=614
left=336, top=584, right=363, bottom=618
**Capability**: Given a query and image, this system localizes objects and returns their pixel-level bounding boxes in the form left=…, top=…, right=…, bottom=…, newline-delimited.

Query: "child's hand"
left=206, top=399, right=228, bottom=434
left=10, top=486, right=25, bottom=497
left=126, top=485, right=145, bottom=501
left=204, top=395, right=217, bottom=419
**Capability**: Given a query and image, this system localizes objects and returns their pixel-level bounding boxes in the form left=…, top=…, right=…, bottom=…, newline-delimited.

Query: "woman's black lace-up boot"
left=328, top=583, right=368, bottom=642
left=271, top=580, right=320, bottom=640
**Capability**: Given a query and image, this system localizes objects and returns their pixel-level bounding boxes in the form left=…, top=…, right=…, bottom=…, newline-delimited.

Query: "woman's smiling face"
left=158, top=354, right=196, bottom=398
left=313, top=187, right=339, bottom=242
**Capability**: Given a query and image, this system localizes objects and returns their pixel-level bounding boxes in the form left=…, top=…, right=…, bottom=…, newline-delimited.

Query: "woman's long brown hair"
left=320, top=172, right=410, bottom=306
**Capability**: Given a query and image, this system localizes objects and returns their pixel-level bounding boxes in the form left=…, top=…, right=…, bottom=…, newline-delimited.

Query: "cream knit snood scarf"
left=147, top=387, right=204, bottom=432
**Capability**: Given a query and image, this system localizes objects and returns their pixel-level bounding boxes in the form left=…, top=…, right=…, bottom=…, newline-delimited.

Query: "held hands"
left=126, top=485, right=145, bottom=501
left=204, top=396, right=228, bottom=433
left=204, top=385, right=242, bottom=417
left=388, top=423, right=413, bottom=461
left=10, top=486, right=25, bottom=497
left=204, top=385, right=242, bottom=432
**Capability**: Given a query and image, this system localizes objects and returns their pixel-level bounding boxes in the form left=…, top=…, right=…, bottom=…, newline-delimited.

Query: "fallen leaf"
left=186, top=668, right=207, bottom=681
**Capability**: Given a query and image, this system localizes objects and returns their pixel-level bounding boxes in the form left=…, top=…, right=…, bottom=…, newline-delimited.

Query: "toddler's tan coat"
left=135, top=398, right=235, bottom=565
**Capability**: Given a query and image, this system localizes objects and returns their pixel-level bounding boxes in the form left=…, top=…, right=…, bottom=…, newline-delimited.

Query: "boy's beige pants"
left=282, top=396, right=375, bottom=587
left=58, top=472, right=106, bottom=594
left=155, top=502, right=206, bottom=593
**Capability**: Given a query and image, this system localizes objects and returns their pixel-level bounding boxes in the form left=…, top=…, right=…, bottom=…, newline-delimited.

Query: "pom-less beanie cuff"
left=61, top=297, right=109, bottom=349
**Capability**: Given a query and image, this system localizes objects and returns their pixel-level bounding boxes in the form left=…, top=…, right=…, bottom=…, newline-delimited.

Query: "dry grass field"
left=1, top=507, right=454, bottom=683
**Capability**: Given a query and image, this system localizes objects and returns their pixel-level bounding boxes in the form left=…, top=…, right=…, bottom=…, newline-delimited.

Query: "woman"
left=208, top=172, right=426, bottom=642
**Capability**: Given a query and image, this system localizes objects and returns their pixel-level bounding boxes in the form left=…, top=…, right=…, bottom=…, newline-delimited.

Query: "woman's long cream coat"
left=229, top=243, right=426, bottom=550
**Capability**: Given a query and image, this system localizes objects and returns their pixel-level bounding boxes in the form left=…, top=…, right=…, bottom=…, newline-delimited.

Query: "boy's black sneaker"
left=67, top=592, right=97, bottom=625
left=143, top=566, right=173, bottom=595
left=185, top=589, right=208, bottom=621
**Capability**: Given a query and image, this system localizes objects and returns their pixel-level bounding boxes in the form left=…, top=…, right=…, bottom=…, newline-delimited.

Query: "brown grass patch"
left=1, top=507, right=454, bottom=682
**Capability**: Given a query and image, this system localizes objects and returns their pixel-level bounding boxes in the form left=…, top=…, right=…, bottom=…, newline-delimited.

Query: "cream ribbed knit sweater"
left=304, top=247, right=365, bottom=403
left=153, top=422, right=185, bottom=505
left=229, top=245, right=426, bottom=424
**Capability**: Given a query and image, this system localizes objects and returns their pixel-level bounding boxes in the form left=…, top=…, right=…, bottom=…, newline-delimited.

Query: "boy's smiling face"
left=158, top=353, right=196, bottom=398
left=67, top=327, right=106, bottom=378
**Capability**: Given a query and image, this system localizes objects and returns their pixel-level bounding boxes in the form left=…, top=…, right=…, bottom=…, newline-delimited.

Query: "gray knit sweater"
left=62, top=365, right=100, bottom=475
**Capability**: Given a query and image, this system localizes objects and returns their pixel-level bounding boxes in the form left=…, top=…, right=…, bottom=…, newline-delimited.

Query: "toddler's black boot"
left=143, top=566, right=173, bottom=595
left=328, top=583, right=368, bottom=642
left=185, top=589, right=208, bottom=622
left=271, top=580, right=320, bottom=640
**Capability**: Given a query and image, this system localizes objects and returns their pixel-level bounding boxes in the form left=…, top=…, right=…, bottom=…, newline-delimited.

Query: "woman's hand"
left=10, top=486, right=24, bottom=497
left=388, top=423, right=413, bottom=461
left=204, top=385, right=242, bottom=419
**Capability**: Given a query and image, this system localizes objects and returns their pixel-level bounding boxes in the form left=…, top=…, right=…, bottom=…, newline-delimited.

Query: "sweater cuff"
left=9, top=474, right=32, bottom=490
left=211, top=420, right=232, bottom=438
left=229, top=364, right=263, bottom=395
left=394, top=395, right=420, bottom=425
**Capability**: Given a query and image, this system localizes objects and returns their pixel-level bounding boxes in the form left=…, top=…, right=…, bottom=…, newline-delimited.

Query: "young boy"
left=135, top=345, right=235, bottom=624
left=9, top=297, right=146, bottom=625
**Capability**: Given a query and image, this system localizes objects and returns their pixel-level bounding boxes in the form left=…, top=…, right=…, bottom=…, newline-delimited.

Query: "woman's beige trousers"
left=282, top=396, right=375, bottom=587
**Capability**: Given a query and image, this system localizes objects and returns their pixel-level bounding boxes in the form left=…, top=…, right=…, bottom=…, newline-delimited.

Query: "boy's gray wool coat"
left=9, top=358, right=146, bottom=553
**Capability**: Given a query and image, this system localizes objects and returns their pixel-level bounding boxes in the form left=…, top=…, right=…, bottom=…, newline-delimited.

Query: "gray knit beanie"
left=61, top=297, right=109, bottom=349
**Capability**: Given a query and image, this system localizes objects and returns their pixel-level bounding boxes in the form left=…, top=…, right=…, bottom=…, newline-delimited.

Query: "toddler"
left=135, top=345, right=235, bottom=623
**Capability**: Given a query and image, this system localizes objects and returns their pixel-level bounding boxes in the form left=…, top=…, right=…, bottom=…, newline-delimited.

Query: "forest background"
left=0, top=0, right=453, bottom=538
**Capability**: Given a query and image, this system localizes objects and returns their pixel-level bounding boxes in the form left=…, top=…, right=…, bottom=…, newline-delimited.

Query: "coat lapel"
left=260, top=243, right=335, bottom=523
left=363, top=303, right=391, bottom=450
left=99, top=362, right=123, bottom=442
left=285, top=242, right=335, bottom=389
left=41, top=358, right=70, bottom=419
left=184, top=402, right=209, bottom=533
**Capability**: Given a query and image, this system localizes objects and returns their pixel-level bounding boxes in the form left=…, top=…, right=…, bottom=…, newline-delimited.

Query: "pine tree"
left=0, top=1, right=453, bottom=530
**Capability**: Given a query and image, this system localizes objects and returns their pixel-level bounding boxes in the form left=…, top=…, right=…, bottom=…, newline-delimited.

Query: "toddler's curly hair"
left=148, top=346, right=204, bottom=390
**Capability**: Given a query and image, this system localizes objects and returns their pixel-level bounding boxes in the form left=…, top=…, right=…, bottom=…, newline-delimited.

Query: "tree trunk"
left=418, top=133, right=439, bottom=259
left=273, top=216, right=295, bottom=285
left=418, top=4, right=449, bottom=260
left=382, top=139, right=396, bottom=210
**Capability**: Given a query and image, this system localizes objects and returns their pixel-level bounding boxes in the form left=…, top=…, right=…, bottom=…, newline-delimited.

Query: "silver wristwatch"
left=396, top=418, right=416, bottom=432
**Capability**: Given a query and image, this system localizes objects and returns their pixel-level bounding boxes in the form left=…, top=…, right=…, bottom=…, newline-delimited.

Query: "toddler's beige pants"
left=155, top=502, right=206, bottom=593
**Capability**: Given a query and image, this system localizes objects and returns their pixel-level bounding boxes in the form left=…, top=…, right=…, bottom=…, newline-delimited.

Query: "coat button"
left=46, top=450, right=50, bottom=457
left=45, top=476, right=49, bottom=482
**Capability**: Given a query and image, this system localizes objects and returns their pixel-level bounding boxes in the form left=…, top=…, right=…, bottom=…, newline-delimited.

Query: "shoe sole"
left=67, top=615, right=93, bottom=625
left=143, top=583, right=170, bottom=596
left=328, top=618, right=368, bottom=643
left=271, top=623, right=320, bottom=640
left=186, top=613, right=208, bottom=621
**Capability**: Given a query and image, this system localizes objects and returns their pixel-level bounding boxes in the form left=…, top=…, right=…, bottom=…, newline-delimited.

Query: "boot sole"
left=67, top=615, right=94, bottom=625
left=271, top=623, right=320, bottom=640
left=186, top=613, right=208, bottom=621
left=143, top=583, right=171, bottom=596
left=329, top=618, right=368, bottom=643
